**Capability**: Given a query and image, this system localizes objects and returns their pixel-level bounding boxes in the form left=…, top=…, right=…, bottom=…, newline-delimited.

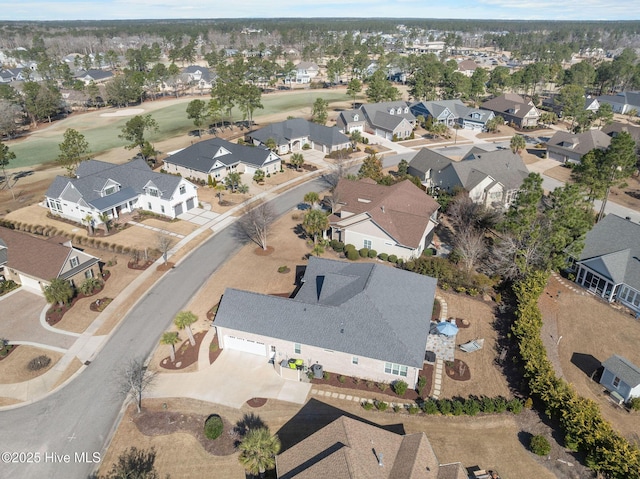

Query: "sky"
left=0, top=0, right=636, bottom=22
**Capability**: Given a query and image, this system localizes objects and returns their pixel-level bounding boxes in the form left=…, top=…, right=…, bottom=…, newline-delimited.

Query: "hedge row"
left=512, top=271, right=640, bottom=478
left=362, top=395, right=524, bottom=417
left=0, top=219, right=132, bottom=254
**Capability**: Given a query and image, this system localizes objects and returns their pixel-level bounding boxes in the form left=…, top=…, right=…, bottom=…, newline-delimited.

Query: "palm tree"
left=290, top=152, right=304, bottom=171
left=303, top=209, right=329, bottom=246
left=510, top=134, right=526, bottom=154
left=215, top=183, right=226, bottom=204
left=174, top=311, right=198, bottom=346
left=303, top=191, right=319, bottom=208
left=43, top=278, right=74, bottom=306
left=160, top=332, right=180, bottom=362
left=264, top=138, right=277, bottom=152
left=98, top=212, right=112, bottom=233
left=83, top=214, right=94, bottom=235
left=238, top=427, right=281, bottom=478
left=225, top=172, right=242, bottom=193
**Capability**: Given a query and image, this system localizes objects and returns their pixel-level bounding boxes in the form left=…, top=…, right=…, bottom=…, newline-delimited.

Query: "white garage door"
left=224, top=335, right=266, bottom=356
left=18, top=274, right=43, bottom=293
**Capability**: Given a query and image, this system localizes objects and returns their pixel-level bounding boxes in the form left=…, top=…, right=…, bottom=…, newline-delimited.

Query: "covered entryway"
left=18, top=274, right=43, bottom=293
left=224, top=335, right=266, bottom=356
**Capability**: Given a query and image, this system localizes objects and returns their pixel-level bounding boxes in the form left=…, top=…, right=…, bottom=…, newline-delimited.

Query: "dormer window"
left=147, top=188, right=159, bottom=197
left=104, top=185, right=117, bottom=196
left=70, top=256, right=79, bottom=268
left=353, top=114, right=359, bottom=122
left=396, top=107, right=402, bottom=114
left=389, top=109, right=394, bottom=115
left=404, top=107, right=409, bottom=113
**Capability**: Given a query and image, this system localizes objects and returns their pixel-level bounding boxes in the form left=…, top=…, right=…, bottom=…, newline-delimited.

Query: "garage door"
left=174, top=202, right=184, bottom=216
left=224, top=335, right=266, bottom=356
left=19, top=274, right=43, bottom=293
left=186, top=198, right=195, bottom=210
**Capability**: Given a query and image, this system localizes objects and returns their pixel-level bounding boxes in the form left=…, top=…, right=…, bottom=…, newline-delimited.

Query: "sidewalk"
left=0, top=167, right=328, bottom=407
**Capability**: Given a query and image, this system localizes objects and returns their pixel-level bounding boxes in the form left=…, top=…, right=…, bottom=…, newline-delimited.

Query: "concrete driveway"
left=0, top=289, right=76, bottom=351
left=150, top=349, right=311, bottom=408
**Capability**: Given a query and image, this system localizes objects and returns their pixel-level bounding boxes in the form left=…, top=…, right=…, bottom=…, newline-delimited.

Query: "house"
left=359, top=101, right=416, bottom=140
left=247, top=118, right=351, bottom=154
left=408, top=147, right=529, bottom=209
left=546, top=129, right=611, bottom=164
left=45, top=158, right=198, bottom=228
left=163, top=138, right=281, bottom=183
left=335, top=109, right=368, bottom=135
left=410, top=99, right=494, bottom=131
left=457, top=59, right=478, bottom=77
left=571, top=214, right=640, bottom=315
left=329, top=178, right=439, bottom=260
left=181, top=65, right=215, bottom=92
left=276, top=415, right=468, bottom=479
left=600, top=355, right=640, bottom=403
left=0, top=227, right=100, bottom=292
left=294, top=61, right=320, bottom=84
left=74, top=69, right=113, bottom=85
left=214, top=256, right=438, bottom=388
left=602, top=121, right=640, bottom=145
left=481, top=93, right=540, bottom=128
left=541, top=94, right=600, bottom=117
left=596, top=91, right=640, bottom=116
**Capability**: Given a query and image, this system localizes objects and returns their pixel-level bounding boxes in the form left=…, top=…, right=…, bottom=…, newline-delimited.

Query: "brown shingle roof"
left=0, top=227, right=71, bottom=281
left=481, top=94, right=539, bottom=120
left=276, top=416, right=440, bottom=479
left=331, top=179, right=439, bottom=249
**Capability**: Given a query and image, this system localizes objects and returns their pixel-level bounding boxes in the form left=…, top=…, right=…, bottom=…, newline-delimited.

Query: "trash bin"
left=311, top=364, right=323, bottom=379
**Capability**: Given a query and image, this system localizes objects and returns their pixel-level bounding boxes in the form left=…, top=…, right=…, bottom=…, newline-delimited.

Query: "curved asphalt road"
left=0, top=177, right=328, bottom=479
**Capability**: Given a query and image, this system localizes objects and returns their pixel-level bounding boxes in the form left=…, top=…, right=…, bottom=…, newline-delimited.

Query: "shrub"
left=323, top=371, right=330, bottom=381
left=481, top=396, right=496, bottom=413
left=451, top=399, right=464, bottom=416
left=368, top=249, right=377, bottom=258
left=438, top=399, right=451, bottom=415
left=338, top=375, right=346, bottom=384
left=508, top=398, right=524, bottom=414
left=378, top=253, right=388, bottom=261
left=277, top=265, right=290, bottom=273
left=28, top=355, right=51, bottom=371
left=524, top=397, right=534, bottom=409
left=377, top=381, right=389, bottom=392
left=393, top=380, right=408, bottom=396
left=362, top=401, right=374, bottom=411
left=494, top=396, right=507, bottom=413
left=79, top=277, right=102, bottom=295
left=376, top=401, right=388, bottom=411
left=422, top=400, right=439, bottom=415
left=204, top=415, right=224, bottom=440
left=417, top=376, right=427, bottom=395
left=529, top=435, right=551, bottom=456
left=463, top=397, right=481, bottom=416
left=408, top=405, right=420, bottom=415
left=333, top=242, right=344, bottom=253
left=359, top=248, right=369, bottom=258
left=388, top=254, right=398, bottom=263
left=365, top=379, right=374, bottom=389
left=302, top=143, right=311, bottom=150
left=629, top=397, right=640, bottom=411
left=396, top=258, right=403, bottom=266
left=393, top=404, right=401, bottom=413
left=346, top=248, right=359, bottom=261
left=344, top=244, right=356, bottom=252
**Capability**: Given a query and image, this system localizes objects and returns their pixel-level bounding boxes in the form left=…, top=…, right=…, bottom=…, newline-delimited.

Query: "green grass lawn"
left=7, top=90, right=351, bottom=169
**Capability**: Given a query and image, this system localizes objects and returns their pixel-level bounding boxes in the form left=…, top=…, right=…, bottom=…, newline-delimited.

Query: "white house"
left=600, top=355, right=640, bottom=404
left=45, top=158, right=199, bottom=227
left=294, top=61, right=319, bottom=84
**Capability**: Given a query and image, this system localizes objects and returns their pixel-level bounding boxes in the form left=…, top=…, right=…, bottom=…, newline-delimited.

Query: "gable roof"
left=547, top=130, right=611, bottom=156
left=45, top=158, right=187, bottom=209
left=360, top=102, right=416, bottom=131
left=408, top=148, right=454, bottom=175
left=411, top=100, right=493, bottom=126
left=602, top=355, right=640, bottom=388
left=250, top=119, right=350, bottom=148
left=457, top=59, right=478, bottom=72
left=165, top=138, right=277, bottom=172
left=455, top=149, right=529, bottom=191
left=331, top=178, right=440, bottom=249
left=276, top=416, right=440, bottom=479
left=602, top=122, right=640, bottom=143
left=75, top=69, right=113, bottom=81
left=598, top=91, right=640, bottom=108
left=215, top=257, right=438, bottom=368
left=577, top=214, right=640, bottom=290
left=0, top=227, right=99, bottom=281
left=481, top=93, right=539, bottom=120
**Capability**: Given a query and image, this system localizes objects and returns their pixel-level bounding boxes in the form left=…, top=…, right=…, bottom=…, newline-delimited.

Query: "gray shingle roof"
left=578, top=214, right=640, bottom=290
left=165, top=138, right=276, bottom=172
left=481, top=93, right=539, bottom=120
left=455, top=149, right=529, bottom=190
left=250, top=119, right=349, bottom=148
left=547, top=130, right=611, bottom=157
left=215, top=257, right=437, bottom=368
left=408, top=148, right=454, bottom=175
left=46, top=158, right=185, bottom=207
left=602, top=355, right=640, bottom=388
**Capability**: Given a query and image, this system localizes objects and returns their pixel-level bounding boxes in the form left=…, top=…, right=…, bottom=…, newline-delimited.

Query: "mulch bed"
left=432, top=300, right=441, bottom=321
left=89, top=297, right=112, bottom=312
left=206, top=303, right=219, bottom=321
left=46, top=285, right=105, bottom=325
left=160, top=331, right=206, bottom=370
left=454, top=317, right=470, bottom=329
left=246, top=397, right=268, bottom=408
left=128, top=260, right=155, bottom=270
left=445, top=359, right=471, bottom=381
left=133, top=409, right=236, bottom=456
left=0, top=345, right=17, bottom=362
left=311, top=363, right=434, bottom=401
left=209, top=335, right=222, bottom=365
left=254, top=246, right=274, bottom=256
left=157, top=262, right=175, bottom=272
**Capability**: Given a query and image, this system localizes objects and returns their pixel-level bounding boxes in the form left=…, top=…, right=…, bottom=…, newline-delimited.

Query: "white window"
left=352, top=356, right=359, bottom=365
left=179, top=185, right=186, bottom=194
left=363, top=239, right=372, bottom=249
left=70, top=256, right=79, bottom=268
left=294, top=343, right=301, bottom=354
left=148, top=188, right=159, bottom=197
left=613, top=376, right=621, bottom=388
left=353, top=114, right=359, bottom=122
left=84, top=269, right=93, bottom=279
left=104, top=186, right=116, bottom=195
left=384, top=362, right=408, bottom=377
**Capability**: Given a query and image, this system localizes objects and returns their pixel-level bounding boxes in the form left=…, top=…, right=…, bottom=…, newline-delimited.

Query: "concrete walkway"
left=0, top=167, right=327, bottom=406
left=432, top=295, right=449, bottom=400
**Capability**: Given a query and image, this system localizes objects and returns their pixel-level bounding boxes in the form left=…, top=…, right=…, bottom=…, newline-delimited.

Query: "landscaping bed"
left=128, top=260, right=155, bottom=270
left=160, top=331, right=206, bottom=370
left=246, top=397, right=268, bottom=408
left=89, top=298, right=112, bottom=312
left=208, top=335, right=221, bottom=365
left=445, top=359, right=471, bottom=381
left=46, top=282, right=106, bottom=325
left=311, top=363, right=434, bottom=401
left=0, top=344, right=17, bottom=361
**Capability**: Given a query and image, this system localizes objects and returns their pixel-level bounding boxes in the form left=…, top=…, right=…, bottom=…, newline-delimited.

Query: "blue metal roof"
left=88, top=187, right=138, bottom=211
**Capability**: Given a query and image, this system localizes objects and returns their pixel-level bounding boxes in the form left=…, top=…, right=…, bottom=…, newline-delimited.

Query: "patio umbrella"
left=436, top=321, right=459, bottom=336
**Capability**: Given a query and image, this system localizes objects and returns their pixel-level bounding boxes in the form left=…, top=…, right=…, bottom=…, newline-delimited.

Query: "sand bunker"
left=100, top=108, right=145, bottom=117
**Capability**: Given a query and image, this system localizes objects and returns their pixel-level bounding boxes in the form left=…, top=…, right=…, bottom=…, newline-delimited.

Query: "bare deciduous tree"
left=454, top=228, right=486, bottom=273
left=118, top=357, right=157, bottom=414
left=236, top=202, right=277, bottom=250
left=156, top=233, right=174, bottom=264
